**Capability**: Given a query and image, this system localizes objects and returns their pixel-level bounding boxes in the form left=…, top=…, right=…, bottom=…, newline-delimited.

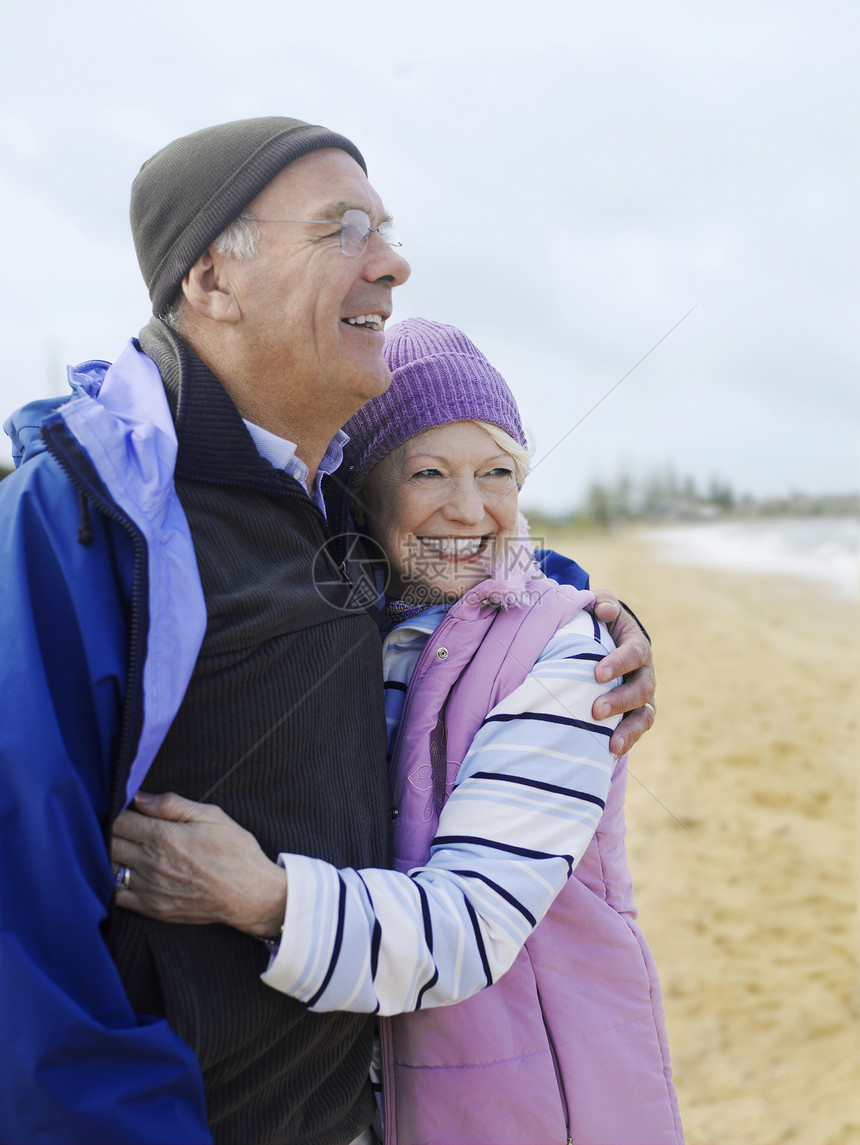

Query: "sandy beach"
left=541, top=523, right=859, bottom=1145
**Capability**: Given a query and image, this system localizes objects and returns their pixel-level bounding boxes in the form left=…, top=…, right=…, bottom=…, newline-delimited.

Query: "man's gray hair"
left=213, top=215, right=260, bottom=261
left=163, top=215, right=260, bottom=329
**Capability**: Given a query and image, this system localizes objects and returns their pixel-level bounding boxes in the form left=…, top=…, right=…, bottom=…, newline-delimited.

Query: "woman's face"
left=360, top=421, right=520, bottom=603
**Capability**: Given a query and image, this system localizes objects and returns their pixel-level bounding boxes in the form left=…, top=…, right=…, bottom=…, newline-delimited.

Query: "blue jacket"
left=0, top=341, right=211, bottom=1143
left=0, top=339, right=589, bottom=1143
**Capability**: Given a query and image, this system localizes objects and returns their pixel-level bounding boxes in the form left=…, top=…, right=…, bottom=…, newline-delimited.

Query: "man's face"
left=217, top=147, right=410, bottom=429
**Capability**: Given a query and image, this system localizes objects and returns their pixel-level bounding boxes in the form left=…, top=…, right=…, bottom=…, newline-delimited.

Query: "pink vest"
left=381, top=573, right=683, bottom=1145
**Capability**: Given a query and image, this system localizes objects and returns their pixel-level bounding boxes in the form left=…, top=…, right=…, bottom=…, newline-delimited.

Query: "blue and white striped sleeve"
left=261, top=610, right=620, bottom=1015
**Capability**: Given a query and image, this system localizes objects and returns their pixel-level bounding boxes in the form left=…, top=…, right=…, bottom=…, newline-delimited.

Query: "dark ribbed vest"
left=108, top=321, right=391, bottom=1145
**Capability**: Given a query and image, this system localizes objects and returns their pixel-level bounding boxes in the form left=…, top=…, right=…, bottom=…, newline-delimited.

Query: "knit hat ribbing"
left=342, top=317, right=527, bottom=490
left=130, top=116, right=367, bottom=315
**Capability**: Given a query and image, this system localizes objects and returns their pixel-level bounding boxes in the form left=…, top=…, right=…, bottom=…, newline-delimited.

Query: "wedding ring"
left=115, top=866, right=132, bottom=890
left=643, top=702, right=656, bottom=717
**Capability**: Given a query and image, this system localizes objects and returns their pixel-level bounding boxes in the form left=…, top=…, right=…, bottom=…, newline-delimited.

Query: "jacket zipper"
left=41, top=420, right=150, bottom=836
left=534, top=978, right=572, bottom=1144
left=384, top=610, right=459, bottom=769
left=378, top=617, right=458, bottom=1145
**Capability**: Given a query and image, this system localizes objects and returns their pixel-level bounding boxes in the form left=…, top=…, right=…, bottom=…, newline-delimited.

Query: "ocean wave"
left=638, top=517, right=859, bottom=600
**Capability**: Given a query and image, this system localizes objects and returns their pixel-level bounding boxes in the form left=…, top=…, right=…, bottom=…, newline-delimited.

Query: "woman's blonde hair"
left=474, top=420, right=532, bottom=485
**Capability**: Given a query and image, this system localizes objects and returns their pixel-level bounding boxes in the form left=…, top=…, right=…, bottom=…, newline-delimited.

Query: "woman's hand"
left=590, top=591, right=656, bottom=757
left=111, top=791, right=286, bottom=938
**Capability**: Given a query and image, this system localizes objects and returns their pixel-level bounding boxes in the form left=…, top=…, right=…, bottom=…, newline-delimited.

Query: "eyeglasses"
left=238, top=208, right=400, bottom=257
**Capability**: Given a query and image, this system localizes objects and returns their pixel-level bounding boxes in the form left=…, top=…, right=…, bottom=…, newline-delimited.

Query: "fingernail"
left=134, top=791, right=152, bottom=804
left=595, top=701, right=611, bottom=720
left=613, top=739, right=625, bottom=758
left=596, top=666, right=611, bottom=683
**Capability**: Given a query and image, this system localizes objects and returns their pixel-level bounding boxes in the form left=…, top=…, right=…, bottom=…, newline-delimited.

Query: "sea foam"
left=639, top=517, right=859, bottom=600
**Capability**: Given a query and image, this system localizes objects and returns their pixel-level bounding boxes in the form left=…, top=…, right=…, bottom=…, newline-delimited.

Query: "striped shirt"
left=261, top=604, right=619, bottom=1015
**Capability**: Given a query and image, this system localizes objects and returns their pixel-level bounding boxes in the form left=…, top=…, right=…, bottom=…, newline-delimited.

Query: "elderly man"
left=0, top=118, right=654, bottom=1144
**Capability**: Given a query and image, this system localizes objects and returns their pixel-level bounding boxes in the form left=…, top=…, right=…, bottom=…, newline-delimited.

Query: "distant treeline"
left=527, top=468, right=859, bottom=530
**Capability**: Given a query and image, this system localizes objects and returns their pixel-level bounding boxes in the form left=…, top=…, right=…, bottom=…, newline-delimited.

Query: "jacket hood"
left=4, top=360, right=111, bottom=468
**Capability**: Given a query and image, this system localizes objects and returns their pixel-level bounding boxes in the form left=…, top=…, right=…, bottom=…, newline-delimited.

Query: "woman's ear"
left=180, top=248, right=240, bottom=323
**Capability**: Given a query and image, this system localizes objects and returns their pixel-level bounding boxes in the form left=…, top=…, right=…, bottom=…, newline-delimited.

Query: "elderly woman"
left=113, top=319, right=681, bottom=1145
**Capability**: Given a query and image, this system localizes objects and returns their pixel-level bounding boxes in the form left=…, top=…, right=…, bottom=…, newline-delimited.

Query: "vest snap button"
left=435, top=646, right=449, bottom=660
left=390, top=806, right=399, bottom=820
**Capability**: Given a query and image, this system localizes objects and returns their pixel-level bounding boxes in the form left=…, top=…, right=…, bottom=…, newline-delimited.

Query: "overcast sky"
left=1, top=0, right=856, bottom=514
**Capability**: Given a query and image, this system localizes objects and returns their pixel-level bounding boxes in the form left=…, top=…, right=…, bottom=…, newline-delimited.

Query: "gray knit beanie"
left=130, top=116, right=367, bottom=315
left=342, top=317, right=527, bottom=490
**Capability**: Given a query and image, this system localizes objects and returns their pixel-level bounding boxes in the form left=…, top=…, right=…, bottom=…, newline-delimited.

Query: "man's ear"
left=181, top=248, right=240, bottom=323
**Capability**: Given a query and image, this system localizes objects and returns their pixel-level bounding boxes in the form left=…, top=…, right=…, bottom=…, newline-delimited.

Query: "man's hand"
left=591, top=590, right=656, bottom=757
left=111, top=792, right=286, bottom=939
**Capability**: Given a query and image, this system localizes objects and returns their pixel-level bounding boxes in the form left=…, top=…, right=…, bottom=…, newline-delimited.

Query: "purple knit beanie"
left=342, top=317, right=527, bottom=490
